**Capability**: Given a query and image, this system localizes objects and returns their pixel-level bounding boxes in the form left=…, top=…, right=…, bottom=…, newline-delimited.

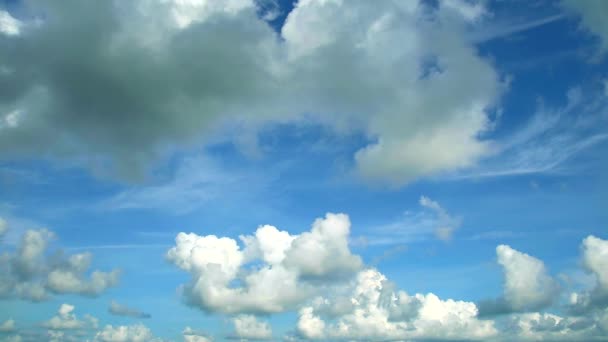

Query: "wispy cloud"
left=448, top=86, right=608, bottom=180
left=354, top=196, right=461, bottom=246
left=98, top=154, right=275, bottom=215
left=469, top=14, right=565, bottom=43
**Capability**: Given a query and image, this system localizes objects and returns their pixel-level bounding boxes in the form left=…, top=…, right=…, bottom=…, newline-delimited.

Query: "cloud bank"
left=0, top=0, right=502, bottom=185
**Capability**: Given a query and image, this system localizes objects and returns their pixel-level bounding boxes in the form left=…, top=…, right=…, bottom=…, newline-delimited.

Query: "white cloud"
left=0, top=0, right=502, bottom=185
left=183, top=326, right=213, bottom=342
left=94, top=324, right=155, bottom=342
left=296, top=268, right=497, bottom=341
left=0, top=11, right=20, bottom=36
left=0, top=318, right=15, bottom=332
left=42, top=303, right=97, bottom=331
left=569, top=235, right=608, bottom=313
left=232, top=315, right=272, bottom=340
left=581, top=235, right=608, bottom=291
left=0, top=220, right=120, bottom=301
left=478, top=245, right=560, bottom=316
left=497, top=245, right=559, bottom=311
left=166, top=213, right=361, bottom=314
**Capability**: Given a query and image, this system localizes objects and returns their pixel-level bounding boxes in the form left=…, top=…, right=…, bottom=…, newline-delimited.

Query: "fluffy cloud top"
left=42, top=303, right=98, bottom=331
left=0, top=222, right=120, bottom=301
left=0, top=318, right=15, bottom=332
left=183, top=326, right=213, bottom=342
left=0, top=0, right=501, bottom=184
left=297, top=268, right=496, bottom=341
left=569, top=235, right=608, bottom=313
left=232, top=315, right=272, bottom=340
left=166, top=213, right=361, bottom=314
left=94, top=323, right=156, bottom=342
left=478, top=244, right=559, bottom=316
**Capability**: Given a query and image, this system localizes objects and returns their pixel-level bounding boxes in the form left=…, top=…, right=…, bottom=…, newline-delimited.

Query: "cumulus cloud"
left=108, top=301, right=150, bottom=319
left=231, top=315, right=272, bottom=340
left=183, top=327, right=213, bottom=342
left=0, top=0, right=502, bottom=185
left=42, top=303, right=98, bottom=331
left=94, top=324, right=157, bottom=342
left=478, top=245, right=559, bottom=316
left=297, top=268, right=496, bottom=341
left=569, top=235, right=608, bottom=313
left=166, top=213, right=361, bottom=314
left=0, top=220, right=120, bottom=301
left=0, top=11, right=20, bottom=36
left=0, top=319, right=15, bottom=332
left=419, top=196, right=461, bottom=241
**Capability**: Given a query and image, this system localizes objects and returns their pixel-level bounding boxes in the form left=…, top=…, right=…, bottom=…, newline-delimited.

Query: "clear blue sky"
left=0, top=0, right=607, bottom=341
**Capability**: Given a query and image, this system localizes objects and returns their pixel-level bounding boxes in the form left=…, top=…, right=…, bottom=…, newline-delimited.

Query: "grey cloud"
left=0, top=0, right=502, bottom=185
left=0, top=220, right=120, bottom=301
left=108, top=301, right=151, bottom=319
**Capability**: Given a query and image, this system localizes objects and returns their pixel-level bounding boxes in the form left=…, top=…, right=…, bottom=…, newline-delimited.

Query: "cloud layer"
left=166, top=212, right=608, bottom=341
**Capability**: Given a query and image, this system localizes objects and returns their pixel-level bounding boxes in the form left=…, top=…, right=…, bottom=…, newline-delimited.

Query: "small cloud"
left=0, top=318, right=16, bottom=332
left=108, top=301, right=151, bottom=319
left=419, top=196, right=461, bottom=241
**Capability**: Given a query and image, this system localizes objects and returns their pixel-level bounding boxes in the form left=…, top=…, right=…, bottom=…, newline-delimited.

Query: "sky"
left=0, top=0, right=607, bottom=341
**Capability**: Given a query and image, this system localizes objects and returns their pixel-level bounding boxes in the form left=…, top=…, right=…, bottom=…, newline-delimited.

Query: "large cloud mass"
left=0, top=0, right=501, bottom=184
left=166, top=213, right=361, bottom=314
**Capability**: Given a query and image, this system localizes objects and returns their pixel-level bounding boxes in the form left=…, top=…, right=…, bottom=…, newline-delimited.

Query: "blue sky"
left=0, top=0, right=607, bottom=341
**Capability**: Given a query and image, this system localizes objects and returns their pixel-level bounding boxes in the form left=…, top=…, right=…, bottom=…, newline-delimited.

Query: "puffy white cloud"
left=297, top=268, right=497, bottom=341
left=108, top=301, right=150, bottom=319
left=0, top=11, right=20, bottom=36
left=167, top=213, right=361, bottom=314
left=42, top=303, right=98, bottom=331
left=0, top=0, right=502, bottom=185
left=0, top=318, right=15, bottom=332
left=569, top=235, right=608, bottom=313
left=232, top=315, right=272, bottom=340
left=0, top=221, right=120, bottom=301
left=562, top=0, right=608, bottom=52
left=183, top=326, right=213, bottom=342
left=94, top=324, right=155, bottom=342
left=282, top=213, right=362, bottom=278
left=582, top=235, right=608, bottom=291
left=479, top=245, right=559, bottom=316
left=497, top=245, right=559, bottom=311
